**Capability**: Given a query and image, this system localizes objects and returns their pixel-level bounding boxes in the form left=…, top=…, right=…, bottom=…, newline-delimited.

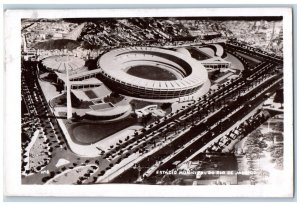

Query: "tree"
left=93, top=176, right=98, bottom=182
left=56, top=83, right=64, bottom=94
left=42, top=176, right=49, bottom=183
left=161, top=103, right=171, bottom=110
left=142, top=113, right=152, bottom=126
left=49, top=171, right=55, bottom=177
left=131, top=113, right=138, bottom=118
left=72, top=112, right=82, bottom=121
left=131, top=102, right=136, bottom=112
left=274, top=88, right=283, bottom=108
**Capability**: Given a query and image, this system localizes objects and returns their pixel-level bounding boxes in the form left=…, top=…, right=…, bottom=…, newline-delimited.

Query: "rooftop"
left=42, top=55, right=85, bottom=73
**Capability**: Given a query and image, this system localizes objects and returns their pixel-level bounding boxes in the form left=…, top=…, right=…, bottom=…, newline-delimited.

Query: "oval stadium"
left=97, top=47, right=210, bottom=100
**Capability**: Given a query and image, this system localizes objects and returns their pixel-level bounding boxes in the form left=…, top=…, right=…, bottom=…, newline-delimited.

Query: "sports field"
left=127, top=65, right=178, bottom=81
left=84, top=90, right=98, bottom=99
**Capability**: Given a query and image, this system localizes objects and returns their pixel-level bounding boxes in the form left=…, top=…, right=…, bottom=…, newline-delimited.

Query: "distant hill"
left=33, top=39, right=80, bottom=50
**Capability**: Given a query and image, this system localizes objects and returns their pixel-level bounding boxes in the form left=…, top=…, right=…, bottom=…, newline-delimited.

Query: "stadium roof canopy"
left=98, top=47, right=208, bottom=90
left=42, top=55, right=85, bottom=73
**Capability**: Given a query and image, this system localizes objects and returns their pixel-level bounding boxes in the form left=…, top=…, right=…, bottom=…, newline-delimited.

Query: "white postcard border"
left=4, top=8, right=294, bottom=197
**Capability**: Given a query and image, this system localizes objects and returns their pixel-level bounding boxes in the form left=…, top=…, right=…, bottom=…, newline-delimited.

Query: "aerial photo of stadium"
left=98, top=47, right=210, bottom=100
left=21, top=15, right=285, bottom=186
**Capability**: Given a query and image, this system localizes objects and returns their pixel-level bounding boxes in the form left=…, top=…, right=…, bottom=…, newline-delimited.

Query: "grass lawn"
left=224, top=53, right=245, bottom=71
left=84, top=90, right=98, bottom=99
left=127, top=65, right=177, bottom=81
left=187, top=47, right=211, bottom=60
left=50, top=94, right=67, bottom=107
left=28, top=132, right=50, bottom=173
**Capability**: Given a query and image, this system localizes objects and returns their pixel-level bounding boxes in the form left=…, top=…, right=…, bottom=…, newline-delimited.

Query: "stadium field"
left=126, top=65, right=177, bottom=81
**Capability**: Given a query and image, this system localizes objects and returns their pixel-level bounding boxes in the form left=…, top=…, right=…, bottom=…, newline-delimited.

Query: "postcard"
left=4, top=8, right=294, bottom=197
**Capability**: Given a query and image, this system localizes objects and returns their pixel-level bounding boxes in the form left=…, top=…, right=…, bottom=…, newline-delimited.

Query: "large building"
left=97, top=47, right=210, bottom=100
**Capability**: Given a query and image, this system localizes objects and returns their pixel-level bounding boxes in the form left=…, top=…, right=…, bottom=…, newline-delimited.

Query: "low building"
left=200, top=57, right=231, bottom=69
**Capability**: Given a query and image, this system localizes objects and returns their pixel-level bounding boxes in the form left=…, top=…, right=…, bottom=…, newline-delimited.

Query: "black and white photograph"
left=4, top=7, right=294, bottom=197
